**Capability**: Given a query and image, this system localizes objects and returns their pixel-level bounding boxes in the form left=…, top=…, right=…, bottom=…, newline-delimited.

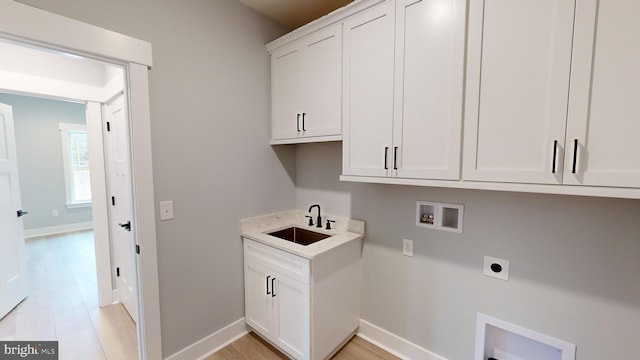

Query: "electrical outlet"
left=52, top=210, right=59, bottom=217
left=402, top=239, right=414, bottom=257
left=159, top=201, right=174, bottom=220
left=483, top=256, right=510, bottom=281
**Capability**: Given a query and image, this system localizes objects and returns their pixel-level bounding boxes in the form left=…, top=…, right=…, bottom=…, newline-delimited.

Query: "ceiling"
left=237, top=0, right=353, bottom=29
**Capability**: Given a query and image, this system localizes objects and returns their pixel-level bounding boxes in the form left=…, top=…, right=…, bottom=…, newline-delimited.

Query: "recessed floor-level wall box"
left=475, top=313, right=576, bottom=360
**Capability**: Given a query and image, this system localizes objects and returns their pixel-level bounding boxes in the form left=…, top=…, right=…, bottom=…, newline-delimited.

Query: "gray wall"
left=0, top=93, right=92, bottom=231
left=295, top=141, right=640, bottom=360
left=15, top=0, right=294, bottom=356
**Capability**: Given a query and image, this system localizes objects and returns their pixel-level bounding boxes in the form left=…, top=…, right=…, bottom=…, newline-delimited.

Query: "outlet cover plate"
left=483, top=256, right=510, bottom=281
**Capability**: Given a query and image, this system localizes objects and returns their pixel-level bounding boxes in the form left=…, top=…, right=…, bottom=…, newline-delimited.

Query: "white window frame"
left=59, top=122, right=92, bottom=208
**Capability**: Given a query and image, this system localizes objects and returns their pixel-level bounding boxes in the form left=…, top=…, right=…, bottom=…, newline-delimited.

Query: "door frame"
left=0, top=1, right=162, bottom=359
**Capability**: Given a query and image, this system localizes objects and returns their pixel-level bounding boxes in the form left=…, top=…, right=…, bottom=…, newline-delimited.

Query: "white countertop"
left=240, top=210, right=365, bottom=259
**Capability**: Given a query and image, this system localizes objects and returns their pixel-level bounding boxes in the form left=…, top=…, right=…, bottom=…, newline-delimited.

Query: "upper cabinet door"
left=271, top=45, right=303, bottom=141
left=301, top=25, right=342, bottom=139
left=393, top=0, right=466, bottom=180
left=342, top=2, right=395, bottom=177
left=564, top=0, right=640, bottom=187
left=463, top=0, right=575, bottom=184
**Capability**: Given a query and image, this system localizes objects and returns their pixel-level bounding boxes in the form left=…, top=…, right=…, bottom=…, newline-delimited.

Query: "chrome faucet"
left=308, top=204, right=322, bottom=228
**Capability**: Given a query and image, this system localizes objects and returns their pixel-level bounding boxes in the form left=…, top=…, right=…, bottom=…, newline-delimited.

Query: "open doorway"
left=0, top=2, right=161, bottom=358
left=0, top=40, right=138, bottom=358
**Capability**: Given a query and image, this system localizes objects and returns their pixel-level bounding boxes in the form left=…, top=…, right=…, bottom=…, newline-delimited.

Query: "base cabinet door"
left=273, top=274, right=309, bottom=360
left=463, top=0, right=575, bottom=184
left=564, top=0, right=640, bottom=188
left=244, top=260, right=274, bottom=338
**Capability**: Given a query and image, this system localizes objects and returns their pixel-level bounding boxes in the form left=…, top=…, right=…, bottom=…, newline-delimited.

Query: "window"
left=59, top=123, right=91, bottom=207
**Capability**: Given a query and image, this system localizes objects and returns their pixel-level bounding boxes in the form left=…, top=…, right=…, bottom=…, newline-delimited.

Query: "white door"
left=0, top=103, right=28, bottom=319
left=463, top=0, right=575, bottom=184
left=342, top=2, right=395, bottom=177
left=564, top=0, right=640, bottom=187
left=104, top=94, right=138, bottom=322
left=393, top=0, right=466, bottom=180
left=301, top=24, right=342, bottom=139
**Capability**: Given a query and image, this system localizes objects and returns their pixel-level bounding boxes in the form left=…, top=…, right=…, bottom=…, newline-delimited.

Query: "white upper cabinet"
left=463, top=0, right=576, bottom=184
left=343, top=0, right=465, bottom=180
left=564, top=0, right=640, bottom=187
left=342, top=2, right=395, bottom=177
left=393, top=0, right=466, bottom=180
left=270, top=24, right=342, bottom=144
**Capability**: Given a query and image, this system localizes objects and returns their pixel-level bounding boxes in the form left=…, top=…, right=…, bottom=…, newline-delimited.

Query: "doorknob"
left=118, top=221, right=131, bottom=231
left=16, top=210, right=28, bottom=217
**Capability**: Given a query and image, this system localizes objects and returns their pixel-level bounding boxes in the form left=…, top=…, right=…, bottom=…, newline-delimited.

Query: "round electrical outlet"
left=490, top=263, right=502, bottom=273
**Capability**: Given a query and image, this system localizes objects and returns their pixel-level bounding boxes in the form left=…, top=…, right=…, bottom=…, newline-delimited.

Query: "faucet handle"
left=305, top=215, right=314, bottom=226
left=325, top=219, right=336, bottom=230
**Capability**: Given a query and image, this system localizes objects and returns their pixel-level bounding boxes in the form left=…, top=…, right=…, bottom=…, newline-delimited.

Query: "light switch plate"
left=402, top=239, right=414, bottom=257
left=159, top=200, right=174, bottom=221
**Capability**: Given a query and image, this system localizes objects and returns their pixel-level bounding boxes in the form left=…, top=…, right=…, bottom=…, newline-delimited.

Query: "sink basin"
left=268, top=227, right=331, bottom=246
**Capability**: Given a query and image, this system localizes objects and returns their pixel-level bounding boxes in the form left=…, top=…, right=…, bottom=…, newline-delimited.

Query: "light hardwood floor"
left=206, top=332, right=400, bottom=360
left=0, top=231, right=137, bottom=360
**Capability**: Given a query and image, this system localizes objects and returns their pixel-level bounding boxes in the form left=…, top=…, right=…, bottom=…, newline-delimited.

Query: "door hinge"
left=106, top=121, right=111, bottom=132
left=111, top=196, right=116, bottom=206
left=116, top=267, right=120, bottom=277
left=136, top=245, right=140, bottom=254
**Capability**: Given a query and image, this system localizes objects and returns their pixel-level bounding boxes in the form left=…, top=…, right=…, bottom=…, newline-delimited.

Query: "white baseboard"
left=24, top=221, right=93, bottom=238
left=358, top=319, right=447, bottom=360
left=165, top=318, right=248, bottom=360
left=165, top=317, right=445, bottom=360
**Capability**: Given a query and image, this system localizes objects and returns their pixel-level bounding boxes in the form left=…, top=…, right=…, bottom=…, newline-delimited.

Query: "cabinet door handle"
left=296, top=114, right=300, bottom=132
left=384, top=147, right=389, bottom=170
left=394, top=146, right=398, bottom=170
left=571, top=139, right=579, bottom=174
left=271, top=277, right=276, bottom=297
left=266, top=275, right=271, bottom=295
left=552, top=140, right=558, bottom=174
left=302, top=112, right=306, bottom=131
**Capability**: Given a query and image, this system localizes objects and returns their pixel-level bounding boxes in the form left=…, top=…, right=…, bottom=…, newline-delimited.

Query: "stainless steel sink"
left=268, top=227, right=331, bottom=246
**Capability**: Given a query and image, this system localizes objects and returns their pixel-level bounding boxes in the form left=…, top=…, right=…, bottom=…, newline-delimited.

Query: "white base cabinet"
left=243, top=238, right=361, bottom=360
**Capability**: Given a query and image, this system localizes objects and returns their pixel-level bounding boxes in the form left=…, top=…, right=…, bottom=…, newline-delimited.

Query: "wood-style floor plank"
left=0, top=231, right=137, bottom=360
left=89, top=304, right=138, bottom=360
left=206, top=332, right=399, bottom=360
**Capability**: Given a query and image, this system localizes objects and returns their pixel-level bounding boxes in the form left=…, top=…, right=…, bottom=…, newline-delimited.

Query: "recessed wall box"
left=475, top=313, right=576, bottom=360
left=416, top=201, right=437, bottom=228
left=416, top=201, right=464, bottom=233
